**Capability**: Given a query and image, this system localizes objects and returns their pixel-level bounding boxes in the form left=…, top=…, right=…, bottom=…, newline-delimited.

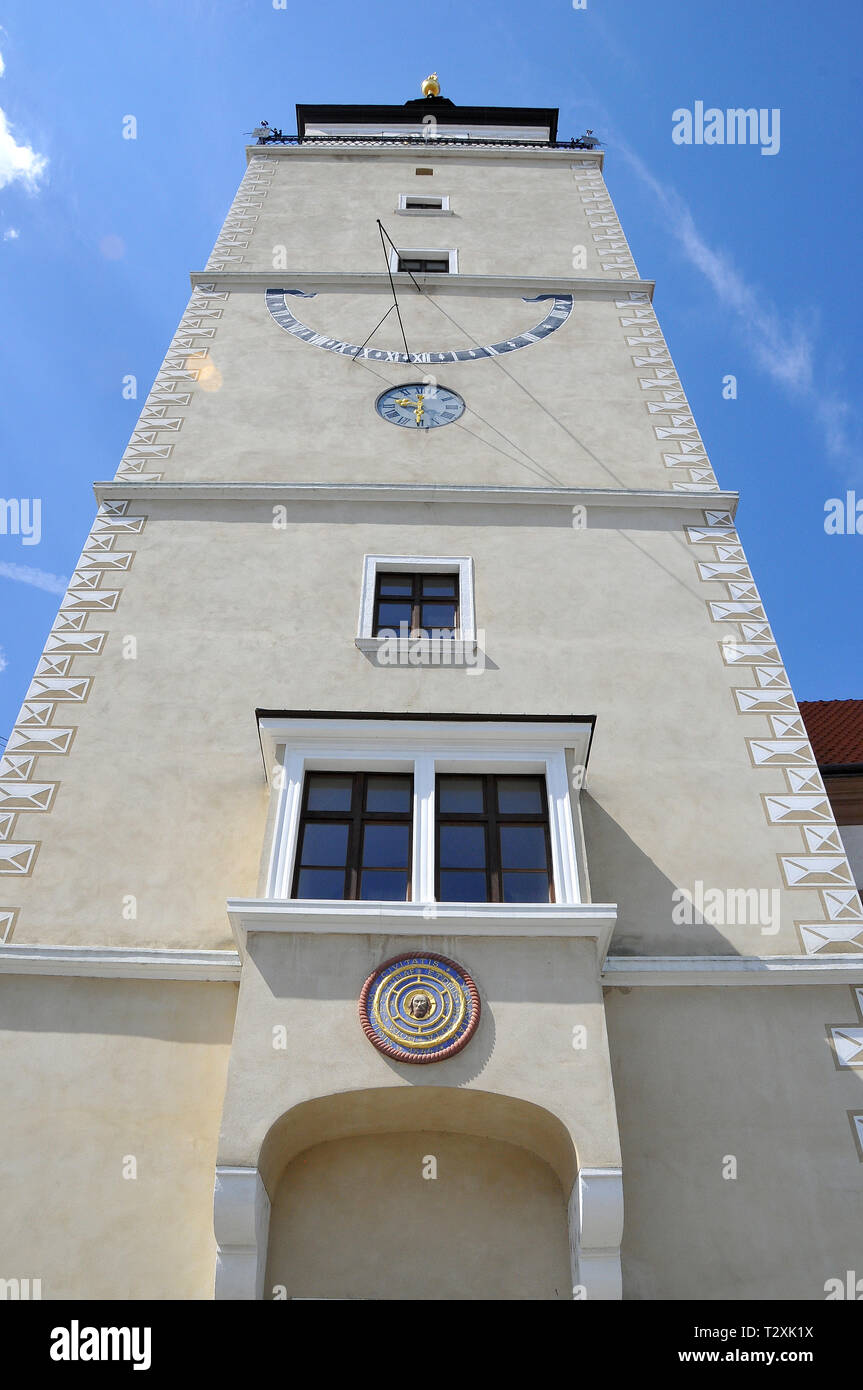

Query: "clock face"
left=376, top=383, right=464, bottom=429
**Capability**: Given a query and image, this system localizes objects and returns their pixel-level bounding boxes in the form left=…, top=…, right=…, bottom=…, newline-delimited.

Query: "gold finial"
left=421, top=72, right=440, bottom=98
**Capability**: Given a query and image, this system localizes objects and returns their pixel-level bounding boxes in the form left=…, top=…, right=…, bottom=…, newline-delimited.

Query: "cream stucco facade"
left=1, top=92, right=861, bottom=1301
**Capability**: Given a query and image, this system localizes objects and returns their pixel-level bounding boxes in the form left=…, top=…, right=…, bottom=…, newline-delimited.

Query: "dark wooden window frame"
left=292, top=771, right=414, bottom=901
left=435, top=773, right=555, bottom=903
left=373, top=571, right=459, bottom=638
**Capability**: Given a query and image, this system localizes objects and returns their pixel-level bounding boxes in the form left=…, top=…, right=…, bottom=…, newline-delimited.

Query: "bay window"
left=257, top=715, right=591, bottom=911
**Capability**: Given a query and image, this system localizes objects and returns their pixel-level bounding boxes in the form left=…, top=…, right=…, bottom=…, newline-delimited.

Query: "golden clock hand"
left=391, top=392, right=425, bottom=423
left=394, top=394, right=425, bottom=422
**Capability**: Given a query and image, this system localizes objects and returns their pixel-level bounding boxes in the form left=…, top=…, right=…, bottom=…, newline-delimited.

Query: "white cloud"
left=616, top=142, right=856, bottom=465
left=3, top=226, right=18, bottom=240
left=0, top=47, right=46, bottom=191
left=0, top=646, right=7, bottom=674
left=0, top=105, right=46, bottom=190
left=0, top=562, right=67, bottom=595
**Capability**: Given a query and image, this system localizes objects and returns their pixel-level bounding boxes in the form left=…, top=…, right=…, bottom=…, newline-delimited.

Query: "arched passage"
left=214, top=1087, right=622, bottom=1300
left=261, top=1089, right=576, bottom=1301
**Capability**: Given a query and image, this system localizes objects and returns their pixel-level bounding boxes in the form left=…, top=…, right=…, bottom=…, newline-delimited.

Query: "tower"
left=1, top=80, right=861, bottom=1302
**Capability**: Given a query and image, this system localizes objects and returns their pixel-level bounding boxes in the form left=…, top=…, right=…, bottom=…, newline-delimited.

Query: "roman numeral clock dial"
left=264, top=287, right=574, bottom=430
left=376, top=383, right=465, bottom=429
left=265, top=288, right=574, bottom=363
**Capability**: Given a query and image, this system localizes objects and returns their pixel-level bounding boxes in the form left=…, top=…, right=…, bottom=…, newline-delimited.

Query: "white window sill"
left=227, top=898, right=617, bottom=962
left=355, top=635, right=478, bottom=665
left=394, top=208, right=455, bottom=216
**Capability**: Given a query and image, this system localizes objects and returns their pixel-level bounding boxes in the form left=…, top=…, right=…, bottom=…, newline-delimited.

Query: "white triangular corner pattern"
left=0, top=503, right=146, bottom=882
left=799, top=922, right=863, bottom=954
left=0, top=843, right=38, bottom=875
left=821, top=887, right=863, bottom=921
left=830, top=1027, right=863, bottom=1068
left=781, top=856, right=853, bottom=888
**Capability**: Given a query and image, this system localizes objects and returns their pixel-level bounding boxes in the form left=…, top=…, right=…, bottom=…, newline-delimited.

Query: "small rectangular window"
left=390, top=247, right=457, bottom=275
left=436, top=774, right=553, bottom=904
left=398, top=194, right=451, bottom=213
left=397, top=255, right=450, bottom=274
left=293, top=771, right=413, bottom=901
left=415, top=167, right=434, bottom=175
left=374, top=572, right=458, bottom=638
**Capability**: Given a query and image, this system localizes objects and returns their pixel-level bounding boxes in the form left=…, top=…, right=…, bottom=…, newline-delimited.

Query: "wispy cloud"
left=615, top=141, right=857, bottom=467
left=0, top=47, right=47, bottom=191
left=0, top=646, right=7, bottom=674
left=3, top=225, right=18, bottom=240
left=0, top=562, right=67, bottom=595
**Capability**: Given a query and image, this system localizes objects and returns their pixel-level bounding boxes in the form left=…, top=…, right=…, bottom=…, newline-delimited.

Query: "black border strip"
left=296, top=101, right=559, bottom=142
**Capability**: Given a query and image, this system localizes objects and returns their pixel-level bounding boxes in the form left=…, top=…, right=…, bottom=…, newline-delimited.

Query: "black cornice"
left=296, top=100, right=559, bottom=142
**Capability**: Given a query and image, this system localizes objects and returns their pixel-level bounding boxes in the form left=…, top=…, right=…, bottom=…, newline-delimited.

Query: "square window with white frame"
left=356, top=556, right=475, bottom=653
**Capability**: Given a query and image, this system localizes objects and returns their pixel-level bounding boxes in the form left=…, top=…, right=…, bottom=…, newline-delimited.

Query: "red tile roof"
left=798, top=699, right=863, bottom=767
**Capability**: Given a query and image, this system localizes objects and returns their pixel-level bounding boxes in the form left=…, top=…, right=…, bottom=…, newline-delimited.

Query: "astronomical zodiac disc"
left=359, top=953, right=481, bottom=1064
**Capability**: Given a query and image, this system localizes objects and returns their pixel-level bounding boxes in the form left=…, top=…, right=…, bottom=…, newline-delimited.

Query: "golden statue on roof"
left=421, top=73, right=441, bottom=98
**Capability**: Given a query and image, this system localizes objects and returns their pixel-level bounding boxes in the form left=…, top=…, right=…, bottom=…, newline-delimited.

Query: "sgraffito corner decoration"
left=359, top=952, right=480, bottom=1064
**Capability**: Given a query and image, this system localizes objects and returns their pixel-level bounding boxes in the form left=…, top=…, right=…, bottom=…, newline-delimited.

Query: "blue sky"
left=0, top=0, right=861, bottom=742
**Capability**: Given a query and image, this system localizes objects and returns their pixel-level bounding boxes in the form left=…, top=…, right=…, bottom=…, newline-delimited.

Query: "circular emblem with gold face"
left=359, top=953, right=480, bottom=1064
